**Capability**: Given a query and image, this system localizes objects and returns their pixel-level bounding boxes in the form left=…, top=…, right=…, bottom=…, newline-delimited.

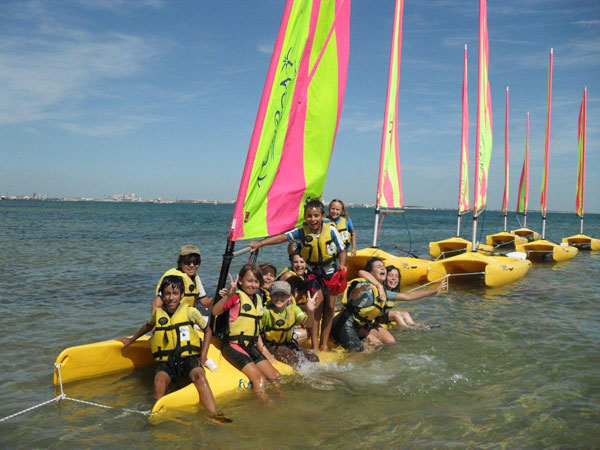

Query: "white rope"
left=0, top=363, right=152, bottom=424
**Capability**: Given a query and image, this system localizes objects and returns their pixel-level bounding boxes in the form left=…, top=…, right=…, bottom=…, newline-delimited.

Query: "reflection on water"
left=0, top=201, right=599, bottom=448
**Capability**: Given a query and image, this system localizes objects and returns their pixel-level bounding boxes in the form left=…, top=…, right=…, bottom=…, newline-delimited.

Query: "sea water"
left=1, top=200, right=599, bottom=448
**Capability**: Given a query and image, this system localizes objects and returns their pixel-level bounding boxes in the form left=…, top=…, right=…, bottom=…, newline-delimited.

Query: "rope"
left=0, top=364, right=152, bottom=424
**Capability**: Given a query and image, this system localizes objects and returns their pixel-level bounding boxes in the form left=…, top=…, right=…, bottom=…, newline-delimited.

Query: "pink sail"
left=473, top=0, right=493, bottom=215
left=516, top=112, right=530, bottom=214
left=540, top=48, right=553, bottom=217
left=376, top=0, right=404, bottom=210
left=575, top=87, right=587, bottom=218
left=458, top=44, right=470, bottom=213
left=229, top=0, right=350, bottom=241
left=502, top=86, right=509, bottom=214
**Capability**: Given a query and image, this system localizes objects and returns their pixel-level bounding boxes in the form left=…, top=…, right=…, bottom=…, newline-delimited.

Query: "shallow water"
left=1, top=200, right=599, bottom=448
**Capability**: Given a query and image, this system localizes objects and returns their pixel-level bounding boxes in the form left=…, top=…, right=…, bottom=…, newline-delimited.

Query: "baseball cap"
left=270, top=281, right=291, bottom=296
left=179, top=244, right=201, bottom=256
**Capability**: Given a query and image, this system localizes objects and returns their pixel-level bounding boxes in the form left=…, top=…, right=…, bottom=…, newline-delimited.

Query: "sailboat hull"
left=511, top=228, right=540, bottom=242
left=346, top=248, right=428, bottom=286
left=562, top=234, right=600, bottom=251
left=515, top=239, right=578, bottom=262
left=429, top=237, right=472, bottom=259
left=485, top=231, right=528, bottom=248
left=426, top=252, right=531, bottom=287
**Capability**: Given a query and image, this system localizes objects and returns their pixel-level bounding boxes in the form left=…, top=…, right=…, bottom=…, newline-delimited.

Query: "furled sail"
left=473, top=0, right=493, bottom=215
left=376, top=0, right=404, bottom=210
left=502, top=86, right=509, bottom=214
left=540, top=48, right=553, bottom=217
left=575, top=87, right=586, bottom=218
left=516, top=112, right=530, bottom=215
left=229, top=0, right=350, bottom=241
left=458, top=44, right=470, bottom=214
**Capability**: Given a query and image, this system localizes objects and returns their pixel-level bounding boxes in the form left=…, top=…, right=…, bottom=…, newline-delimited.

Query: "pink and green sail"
left=376, top=0, right=404, bottom=210
left=458, top=44, right=470, bottom=214
left=540, top=48, right=553, bottom=217
left=502, top=86, right=509, bottom=214
left=473, top=0, right=493, bottom=215
left=516, top=112, right=530, bottom=214
left=229, top=0, right=350, bottom=241
left=575, top=87, right=587, bottom=218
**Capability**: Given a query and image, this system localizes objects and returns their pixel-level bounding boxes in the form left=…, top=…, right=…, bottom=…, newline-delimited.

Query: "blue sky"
left=1, top=0, right=598, bottom=213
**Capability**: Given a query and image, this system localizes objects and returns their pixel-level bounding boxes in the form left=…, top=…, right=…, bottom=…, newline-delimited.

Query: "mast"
left=502, top=86, right=509, bottom=231
left=540, top=48, right=553, bottom=240
left=456, top=43, right=470, bottom=237
left=576, top=87, right=587, bottom=234
left=373, top=0, right=405, bottom=247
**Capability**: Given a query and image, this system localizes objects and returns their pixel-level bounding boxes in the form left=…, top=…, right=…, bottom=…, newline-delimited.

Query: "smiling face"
left=261, top=270, right=275, bottom=289
left=328, top=201, right=343, bottom=219
left=161, top=284, right=183, bottom=312
left=238, top=270, right=260, bottom=296
left=270, top=292, right=290, bottom=312
left=180, top=254, right=201, bottom=277
left=304, top=206, right=324, bottom=233
left=386, top=267, right=400, bottom=290
left=369, top=259, right=387, bottom=283
left=291, top=254, right=306, bottom=273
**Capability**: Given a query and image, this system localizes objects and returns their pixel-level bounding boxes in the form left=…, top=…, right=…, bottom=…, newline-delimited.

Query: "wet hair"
left=328, top=198, right=348, bottom=218
left=286, top=275, right=308, bottom=297
left=259, top=262, right=277, bottom=276
left=237, top=263, right=263, bottom=288
left=158, top=275, right=185, bottom=297
left=177, top=254, right=201, bottom=270
left=385, top=265, right=402, bottom=293
left=288, top=251, right=305, bottom=264
left=303, top=198, right=326, bottom=216
left=365, top=257, right=385, bottom=274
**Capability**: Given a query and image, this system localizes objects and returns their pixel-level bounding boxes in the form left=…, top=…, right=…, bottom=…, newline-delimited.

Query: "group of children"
left=121, top=198, right=446, bottom=421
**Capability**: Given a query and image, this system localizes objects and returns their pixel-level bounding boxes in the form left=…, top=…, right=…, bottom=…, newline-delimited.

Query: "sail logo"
left=257, top=46, right=297, bottom=188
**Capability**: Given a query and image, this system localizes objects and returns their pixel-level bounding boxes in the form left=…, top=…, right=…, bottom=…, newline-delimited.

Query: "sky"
left=1, top=0, right=599, bottom=213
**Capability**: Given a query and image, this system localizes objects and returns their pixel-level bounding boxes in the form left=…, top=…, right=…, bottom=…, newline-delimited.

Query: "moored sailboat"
left=346, top=0, right=429, bottom=285
left=562, top=87, right=600, bottom=251
left=515, top=49, right=578, bottom=262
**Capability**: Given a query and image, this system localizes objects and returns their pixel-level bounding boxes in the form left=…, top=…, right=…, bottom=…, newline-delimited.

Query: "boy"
left=260, top=281, right=319, bottom=366
left=120, top=275, right=230, bottom=422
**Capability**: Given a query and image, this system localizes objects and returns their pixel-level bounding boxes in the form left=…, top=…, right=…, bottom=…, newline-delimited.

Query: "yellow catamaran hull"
left=511, top=227, right=540, bottom=242
left=426, top=251, right=532, bottom=287
left=429, top=237, right=472, bottom=259
left=515, top=239, right=578, bottom=262
left=346, top=247, right=428, bottom=286
left=562, top=234, right=600, bottom=251
left=54, top=336, right=343, bottom=415
left=485, top=231, right=528, bottom=248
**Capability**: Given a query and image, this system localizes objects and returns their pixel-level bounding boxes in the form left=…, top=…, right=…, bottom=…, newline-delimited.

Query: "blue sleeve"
left=329, top=225, right=346, bottom=252
left=285, top=226, right=304, bottom=241
left=346, top=217, right=354, bottom=233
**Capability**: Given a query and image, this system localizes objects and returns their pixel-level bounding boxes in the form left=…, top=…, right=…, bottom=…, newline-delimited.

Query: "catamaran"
left=345, top=0, right=429, bottom=286
left=485, top=86, right=527, bottom=250
left=427, top=0, right=531, bottom=287
left=53, top=0, right=351, bottom=415
left=515, top=49, right=578, bottom=262
left=562, top=87, right=600, bottom=251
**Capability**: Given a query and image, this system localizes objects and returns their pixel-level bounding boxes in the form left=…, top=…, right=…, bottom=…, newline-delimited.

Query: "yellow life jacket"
left=262, top=303, right=297, bottom=345
left=259, top=287, right=271, bottom=305
left=226, top=290, right=263, bottom=347
left=331, top=216, right=351, bottom=246
left=341, top=278, right=386, bottom=326
left=300, top=221, right=338, bottom=267
left=151, top=304, right=203, bottom=362
left=158, top=268, right=201, bottom=307
left=276, top=267, right=298, bottom=281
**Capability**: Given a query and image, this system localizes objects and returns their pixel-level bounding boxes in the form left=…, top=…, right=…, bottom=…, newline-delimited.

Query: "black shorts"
left=221, top=342, right=266, bottom=371
left=155, top=355, right=201, bottom=379
left=330, top=309, right=365, bottom=352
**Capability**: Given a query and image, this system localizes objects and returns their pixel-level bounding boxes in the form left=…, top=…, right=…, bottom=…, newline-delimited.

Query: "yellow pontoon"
left=515, top=239, right=578, bottom=262
left=562, top=234, right=600, bottom=251
left=346, top=247, right=428, bottom=286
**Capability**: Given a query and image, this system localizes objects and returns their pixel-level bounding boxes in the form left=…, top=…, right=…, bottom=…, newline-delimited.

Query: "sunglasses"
left=183, top=256, right=201, bottom=266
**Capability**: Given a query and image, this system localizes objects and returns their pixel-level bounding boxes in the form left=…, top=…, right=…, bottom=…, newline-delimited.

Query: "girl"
left=277, top=253, right=308, bottom=282
left=248, top=199, right=347, bottom=351
left=328, top=199, right=357, bottom=257
left=212, top=264, right=280, bottom=400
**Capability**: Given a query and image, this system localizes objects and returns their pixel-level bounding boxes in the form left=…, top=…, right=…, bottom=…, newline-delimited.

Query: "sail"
left=458, top=44, right=470, bottom=213
left=376, top=0, right=404, bottom=210
left=540, top=48, right=553, bottom=217
left=575, top=87, right=586, bottom=218
left=229, top=0, right=350, bottom=241
left=516, top=112, right=530, bottom=214
left=502, top=86, right=509, bottom=214
left=473, top=0, right=493, bottom=215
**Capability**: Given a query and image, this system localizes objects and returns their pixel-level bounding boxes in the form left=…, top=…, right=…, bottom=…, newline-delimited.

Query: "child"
left=120, top=276, right=230, bottom=422
left=258, top=262, right=277, bottom=304
left=367, top=265, right=447, bottom=329
left=328, top=199, right=357, bottom=257
left=248, top=199, right=347, bottom=352
left=212, top=264, right=280, bottom=401
left=260, top=281, right=319, bottom=366
left=277, top=253, right=308, bottom=282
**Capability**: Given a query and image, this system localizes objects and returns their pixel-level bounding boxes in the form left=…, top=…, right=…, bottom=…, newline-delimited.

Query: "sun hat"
left=179, top=244, right=201, bottom=256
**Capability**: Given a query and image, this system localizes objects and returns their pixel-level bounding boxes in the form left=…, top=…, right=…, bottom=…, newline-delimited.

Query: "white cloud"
left=257, top=43, right=274, bottom=55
